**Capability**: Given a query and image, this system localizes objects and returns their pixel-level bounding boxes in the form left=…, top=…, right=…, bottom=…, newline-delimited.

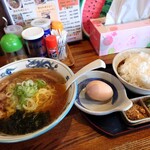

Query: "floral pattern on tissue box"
left=90, top=17, right=150, bottom=56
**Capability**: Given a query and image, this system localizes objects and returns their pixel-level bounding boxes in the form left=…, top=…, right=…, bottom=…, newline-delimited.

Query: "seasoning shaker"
left=0, top=33, right=27, bottom=63
left=51, top=21, right=64, bottom=31
left=22, top=27, right=47, bottom=57
left=2, top=17, right=23, bottom=37
left=3, top=24, right=23, bottom=37
left=45, top=35, right=58, bottom=59
left=31, top=18, right=51, bottom=37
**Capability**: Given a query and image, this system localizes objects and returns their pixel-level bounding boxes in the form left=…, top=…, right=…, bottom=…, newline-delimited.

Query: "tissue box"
left=90, top=17, right=150, bottom=56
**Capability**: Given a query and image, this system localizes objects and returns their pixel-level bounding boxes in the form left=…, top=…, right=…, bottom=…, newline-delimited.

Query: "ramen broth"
left=0, top=68, right=68, bottom=135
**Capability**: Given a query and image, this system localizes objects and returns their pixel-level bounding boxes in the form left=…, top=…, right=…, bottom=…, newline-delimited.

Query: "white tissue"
left=105, top=0, right=150, bottom=25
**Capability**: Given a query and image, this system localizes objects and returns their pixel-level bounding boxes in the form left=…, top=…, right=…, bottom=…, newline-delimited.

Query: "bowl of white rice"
left=112, top=48, right=150, bottom=95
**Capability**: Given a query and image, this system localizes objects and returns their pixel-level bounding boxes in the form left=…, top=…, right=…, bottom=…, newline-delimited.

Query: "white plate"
left=75, top=71, right=132, bottom=115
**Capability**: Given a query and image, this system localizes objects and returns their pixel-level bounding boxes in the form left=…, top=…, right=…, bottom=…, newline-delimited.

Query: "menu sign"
left=1, top=0, right=82, bottom=42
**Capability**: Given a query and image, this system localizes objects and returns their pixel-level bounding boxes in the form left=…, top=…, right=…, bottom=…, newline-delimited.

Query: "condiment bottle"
left=4, top=24, right=23, bottom=37
left=31, top=18, right=51, bottom=37
left=2, top=17, right=23, bottom=37
left=45, top=35, right=58, bottom=59
left=0, top=33, right=27, bottom=63
left=21, top=27, right=47, bottom=57
left=51, top=21, right=64, bottom=31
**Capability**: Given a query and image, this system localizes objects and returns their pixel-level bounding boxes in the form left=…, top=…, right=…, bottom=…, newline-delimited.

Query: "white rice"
left=118, top=52, right=150, bottom=89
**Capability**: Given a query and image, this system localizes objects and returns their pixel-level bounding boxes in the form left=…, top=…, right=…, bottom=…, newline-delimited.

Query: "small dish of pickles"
left=122, top=96, right=150, bottom=126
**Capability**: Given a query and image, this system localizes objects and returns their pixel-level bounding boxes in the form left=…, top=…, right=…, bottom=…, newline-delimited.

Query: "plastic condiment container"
left=31, top=18, right=51, bottom=37
left=22, top=27, right=47, bottom=57
left=51, top=21, right=64, bottom=31
left=4, top=25, right=23, bottom=36
left=4, top=24, right=25, bottom=49
left=0, top=33, right=27, bottom=63
left=45, top=35, right=58, bottom=59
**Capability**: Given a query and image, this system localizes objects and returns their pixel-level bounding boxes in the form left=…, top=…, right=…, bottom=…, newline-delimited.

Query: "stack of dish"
left=75, top=48, right=150, bottom=127
left=112, top=48, right=150, bottom=126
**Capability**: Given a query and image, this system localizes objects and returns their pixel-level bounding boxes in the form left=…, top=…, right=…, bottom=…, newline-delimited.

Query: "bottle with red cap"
left=45, top=35, right=58, bottom=59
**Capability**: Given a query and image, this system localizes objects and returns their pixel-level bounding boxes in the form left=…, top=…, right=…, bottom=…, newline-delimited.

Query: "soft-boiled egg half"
left=86, top=80, right=113, bottom=102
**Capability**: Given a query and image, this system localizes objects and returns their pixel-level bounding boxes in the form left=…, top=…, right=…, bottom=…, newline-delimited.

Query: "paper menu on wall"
left=2, top=0, right=82, bottom=42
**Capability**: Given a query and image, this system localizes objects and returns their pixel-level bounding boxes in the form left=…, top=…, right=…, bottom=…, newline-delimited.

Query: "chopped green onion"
left=35, top=79, right=46, bottom=88
left=12, top=79, right=47, bottom=110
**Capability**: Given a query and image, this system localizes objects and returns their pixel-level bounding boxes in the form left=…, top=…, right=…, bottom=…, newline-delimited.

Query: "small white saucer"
left=122, top=95, right=150, bottom=126
left=75, top=71, right=133, bottom=116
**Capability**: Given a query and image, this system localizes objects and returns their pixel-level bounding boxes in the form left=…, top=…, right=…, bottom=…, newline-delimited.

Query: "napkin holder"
left=89, top=17, right=150, bottom=56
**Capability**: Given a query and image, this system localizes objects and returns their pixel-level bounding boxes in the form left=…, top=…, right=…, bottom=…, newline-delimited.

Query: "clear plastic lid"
left=31, top=18, right=51, bottom=30
left=4, top=25, right=23, bottom=36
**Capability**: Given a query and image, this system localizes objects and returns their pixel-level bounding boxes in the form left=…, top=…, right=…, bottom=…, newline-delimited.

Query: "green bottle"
left=0, top=33, right=27, bottom=63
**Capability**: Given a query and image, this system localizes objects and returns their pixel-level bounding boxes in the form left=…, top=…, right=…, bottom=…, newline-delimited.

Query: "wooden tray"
left=61, top=45, right=75, bottom=67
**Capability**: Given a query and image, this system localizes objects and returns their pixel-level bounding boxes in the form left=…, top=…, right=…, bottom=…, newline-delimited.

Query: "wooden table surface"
left=0, top=40, right=150, bottom=150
